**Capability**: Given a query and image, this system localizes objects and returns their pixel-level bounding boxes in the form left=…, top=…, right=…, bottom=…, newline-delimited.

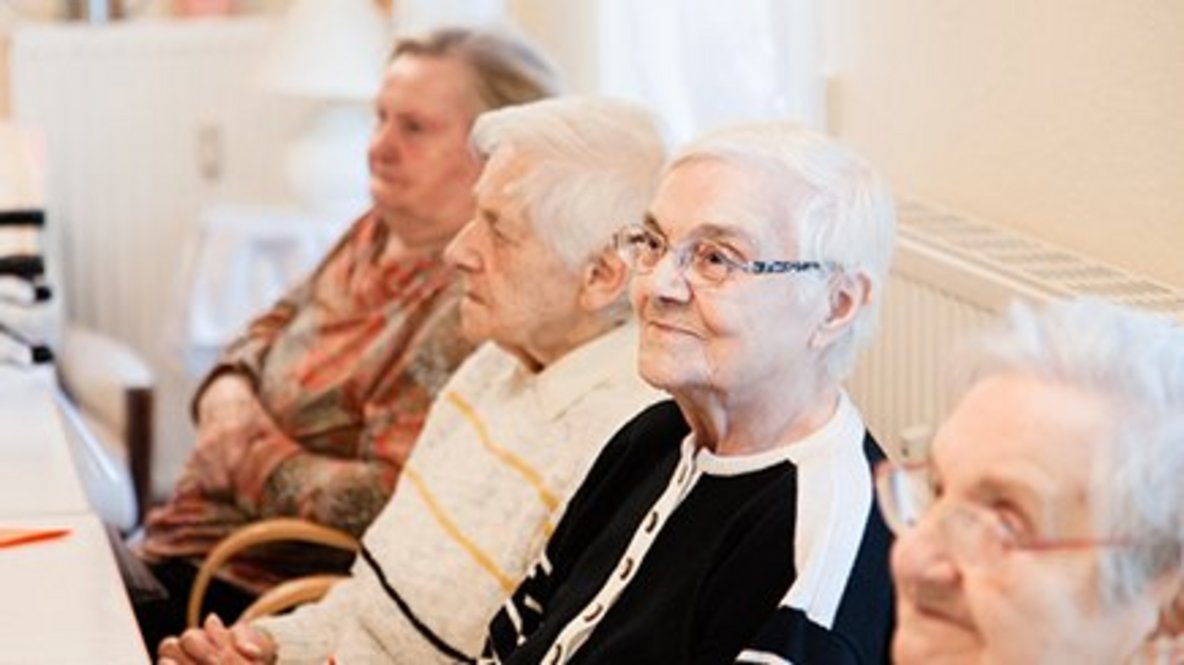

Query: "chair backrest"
left=187, top=517, right=360, bottom=627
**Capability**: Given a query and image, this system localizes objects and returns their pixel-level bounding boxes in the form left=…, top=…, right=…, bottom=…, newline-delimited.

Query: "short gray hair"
left=470, top=96, right=666, bottom=269
left=952, top=298, right=1184, bottom=605
left=668, top=123, right=897, bottom=380
left=392, top=27, right=562, bottom=112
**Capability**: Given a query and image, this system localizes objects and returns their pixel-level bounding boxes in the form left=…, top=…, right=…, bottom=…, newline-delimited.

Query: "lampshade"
left=258, top=0, right=391, bottom=101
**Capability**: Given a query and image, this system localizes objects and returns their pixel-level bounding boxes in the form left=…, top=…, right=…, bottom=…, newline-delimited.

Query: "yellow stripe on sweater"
left=402, top=465, right=516, bottom=592
left=445, top=391, right=560, bottom=512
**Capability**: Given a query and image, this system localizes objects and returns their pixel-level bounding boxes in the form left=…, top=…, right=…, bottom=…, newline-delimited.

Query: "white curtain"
left=599, top=0, right=823, bottom=144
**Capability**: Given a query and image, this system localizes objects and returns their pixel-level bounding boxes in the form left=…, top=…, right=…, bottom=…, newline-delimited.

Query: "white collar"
left=693, top=391, right=865, bottom=476
left=511, top=321, right=642, bottom=422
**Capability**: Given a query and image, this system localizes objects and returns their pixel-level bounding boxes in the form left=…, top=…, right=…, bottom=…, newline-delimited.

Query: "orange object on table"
left=0, top=527, right=70, bottom=548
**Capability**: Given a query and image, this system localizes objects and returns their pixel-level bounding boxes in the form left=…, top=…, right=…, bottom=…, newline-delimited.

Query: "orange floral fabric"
left=140, top=210, right=476, bottom=592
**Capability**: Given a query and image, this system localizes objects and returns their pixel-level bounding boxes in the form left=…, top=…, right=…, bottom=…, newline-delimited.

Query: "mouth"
left=906, top=600, right=979, bottom=634
left=369, top=168, right=402, bottom=185
left=643, top=319, right=702, bottom=339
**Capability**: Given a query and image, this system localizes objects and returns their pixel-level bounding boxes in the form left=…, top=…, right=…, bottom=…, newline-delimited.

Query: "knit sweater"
left=255, top=323, right=665, bottom=663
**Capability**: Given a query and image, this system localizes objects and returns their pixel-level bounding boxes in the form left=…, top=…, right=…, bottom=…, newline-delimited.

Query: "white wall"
left=825, top=0, right=1184, bottom=287
left=0, top=35, right=9, bottom=118
left=0, top=1, right=295, bottom=120
left=508, top=0, right=599, bottom=93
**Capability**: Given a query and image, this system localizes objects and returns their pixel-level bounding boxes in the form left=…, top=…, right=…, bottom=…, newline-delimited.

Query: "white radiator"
left=846, top=201, right=1184, bottom=457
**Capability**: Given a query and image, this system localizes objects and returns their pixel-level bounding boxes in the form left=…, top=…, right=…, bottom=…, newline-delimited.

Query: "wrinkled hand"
left=157, top=614, right=277, bottom=665
left=198, top=373, right=261, bottom=430
left=190, top=374, right=274, bottom=494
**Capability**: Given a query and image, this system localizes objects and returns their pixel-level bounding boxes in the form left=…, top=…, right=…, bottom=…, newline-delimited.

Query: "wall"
left=0, top=1, right=295, bottom=121
left=825, top=0, right=1184, bottom=287
left=507, top=0, right=599, bottom=93
left=0, top=34, right=8, bottom=118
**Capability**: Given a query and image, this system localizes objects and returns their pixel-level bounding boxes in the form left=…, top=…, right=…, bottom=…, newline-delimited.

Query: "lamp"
left=258, top=0, right=390, bottom=219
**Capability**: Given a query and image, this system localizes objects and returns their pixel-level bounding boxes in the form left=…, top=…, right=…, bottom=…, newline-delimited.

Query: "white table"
left=0, top=366, right=89, bottom=518
left=0, top=513, right=148, bottom=663
left=0, top=365, right=149, bottom=663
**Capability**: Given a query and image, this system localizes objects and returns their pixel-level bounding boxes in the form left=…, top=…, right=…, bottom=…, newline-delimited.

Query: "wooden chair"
left=186, top=518, right=359, bottom=628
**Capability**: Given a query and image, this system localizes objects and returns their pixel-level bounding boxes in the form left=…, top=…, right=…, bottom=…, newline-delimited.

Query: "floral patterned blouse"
left=140, top=209, right=476, bottom=592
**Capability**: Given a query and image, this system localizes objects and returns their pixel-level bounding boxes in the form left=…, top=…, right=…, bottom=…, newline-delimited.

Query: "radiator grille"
left=847, top=200, right=1184, bottom=457
left=11, top=18, right=303, bottom=361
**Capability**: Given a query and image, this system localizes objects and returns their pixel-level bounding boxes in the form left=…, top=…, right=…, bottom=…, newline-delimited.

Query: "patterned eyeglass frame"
left=612, top=223, right=837, bottom=286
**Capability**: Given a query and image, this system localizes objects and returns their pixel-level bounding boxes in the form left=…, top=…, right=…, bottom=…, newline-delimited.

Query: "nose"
left=637, top=246, right=692, bottom=304
left=444, top=219, right=481, bottom=271
left=891, top=517, right=962, bottom=605
left=369, top=121, right=402, bottom=165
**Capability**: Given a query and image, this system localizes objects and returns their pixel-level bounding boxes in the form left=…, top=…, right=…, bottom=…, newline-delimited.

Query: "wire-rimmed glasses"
left=612, top=223, right=835, bottom=288
left=875, top=459, right=1129, bottom=569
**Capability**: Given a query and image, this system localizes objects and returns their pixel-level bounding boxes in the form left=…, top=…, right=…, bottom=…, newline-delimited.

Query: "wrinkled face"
left=891, top=372, right=1161, bottom=664
left=444, top=149, right=585, bottom=370
left=368, top=54, right=485, bottom=250
left=630, top=158, right=829, bottom=400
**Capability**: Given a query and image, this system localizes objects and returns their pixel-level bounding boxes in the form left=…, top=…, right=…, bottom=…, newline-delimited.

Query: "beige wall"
left=0, top=2, right=295, bottom=121
left=0, top=35, right=9, bottom=119
left=507, top=0, right=599, bottom=93
left=824, top=0, right=1184, bottom=287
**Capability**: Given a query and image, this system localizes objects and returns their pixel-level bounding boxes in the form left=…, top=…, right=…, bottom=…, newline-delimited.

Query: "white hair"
left=668, top=122, right=897, bottom=380
left=469, top=96, right=666, bottom=270
left=951, top=298, right=1184, bottom=604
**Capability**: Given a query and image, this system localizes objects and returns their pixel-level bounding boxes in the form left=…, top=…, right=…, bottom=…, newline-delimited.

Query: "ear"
left=1152, top=573, right=1184, bottom=635
left=578, top=249, right=630, bottom=314
left=809, top=271, right=872, bottom=350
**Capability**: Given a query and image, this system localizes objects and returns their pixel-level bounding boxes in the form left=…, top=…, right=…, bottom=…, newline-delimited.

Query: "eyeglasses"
left=875, top=460, right=1128, bottom=569
left=612, top=223, right=835, bottom=288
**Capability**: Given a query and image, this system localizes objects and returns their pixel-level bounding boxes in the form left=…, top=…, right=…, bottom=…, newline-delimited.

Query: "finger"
left=178, top=627, right=217, bottom=661
left=229, top=624, right=266, bottom=659
left=157, top=636, right=186, bottom=662
left=204, top=613, right=233, bottom=649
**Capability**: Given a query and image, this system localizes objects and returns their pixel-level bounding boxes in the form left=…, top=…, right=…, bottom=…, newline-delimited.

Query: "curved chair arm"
left=56, top=324, right=156, bottom=522
left=187, top=518, right=360, bottom=628
left=239, top=574, right=349, bottom=623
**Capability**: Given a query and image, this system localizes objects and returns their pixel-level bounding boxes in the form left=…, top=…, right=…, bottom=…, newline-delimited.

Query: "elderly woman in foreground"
left=483, top=123, right=898, bottom=663
left=883, top=298, right=1184, bottom=664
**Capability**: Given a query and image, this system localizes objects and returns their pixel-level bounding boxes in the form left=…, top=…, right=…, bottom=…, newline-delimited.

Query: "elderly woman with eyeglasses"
left=882, top=298, right=1184, bottom=664
left=481, top=123, right=898, bottom=664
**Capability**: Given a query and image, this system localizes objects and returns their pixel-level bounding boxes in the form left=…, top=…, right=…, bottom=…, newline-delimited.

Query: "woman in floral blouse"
left=132, top=27, right=560, bottom=648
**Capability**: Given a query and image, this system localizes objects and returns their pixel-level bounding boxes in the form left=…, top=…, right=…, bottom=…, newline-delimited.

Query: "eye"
left=693, top=242, right=742, bottom=269
left=701, top=247, right=730, bottom=266
left=483, top=214, right=513, bottom=245
left=400, top=117, right=426, bottom=135
left=639, top=230, right=664, bottom=252
left=988, top=502, right=1031, bottom=545
left=930, top=474, right=945, bottom=501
